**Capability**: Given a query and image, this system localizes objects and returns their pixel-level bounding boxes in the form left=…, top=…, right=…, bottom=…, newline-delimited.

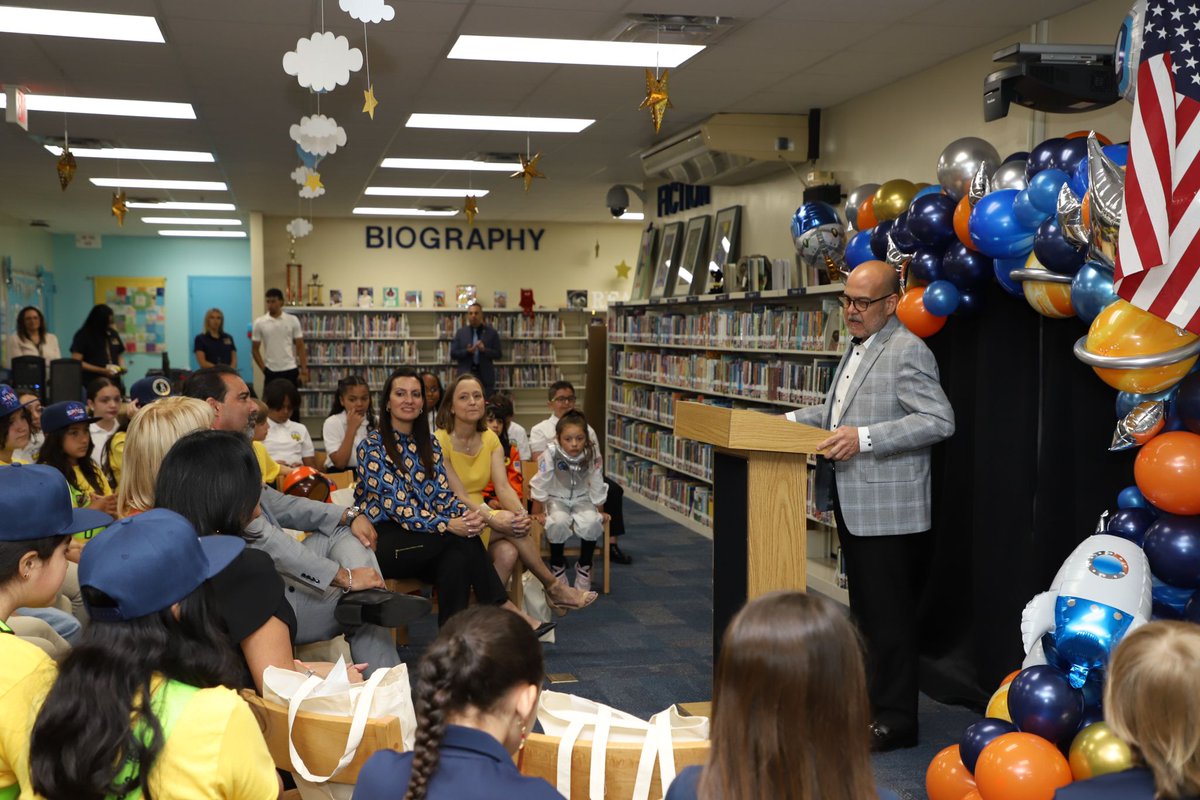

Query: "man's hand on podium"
left=819, top=426, right=861, bottom=462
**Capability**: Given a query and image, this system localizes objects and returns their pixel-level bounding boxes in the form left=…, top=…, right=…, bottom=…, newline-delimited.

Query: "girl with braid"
left=352, top=606, right=561, bottom=800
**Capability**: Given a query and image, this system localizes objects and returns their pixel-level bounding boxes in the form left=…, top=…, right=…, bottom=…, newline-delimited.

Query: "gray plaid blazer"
left=789, top=315, right=954, bottom=536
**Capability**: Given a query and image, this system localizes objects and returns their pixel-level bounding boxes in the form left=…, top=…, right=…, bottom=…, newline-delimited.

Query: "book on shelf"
left=404, top=290, right=422, bottom=308
left=456, top=284, right=477, bottom=308
left=433, top=291, right=446, bottom=308
left=329, top=289, right=343, bottom=307
left=356, top=287, right=374, bottom=308
left=821, top=297, right=848, bottom=352
left=382, top=287, right=400, bottom=308
left=567, top=289, right=587, bottom=309
left=494, top=291, right=508, bottom=308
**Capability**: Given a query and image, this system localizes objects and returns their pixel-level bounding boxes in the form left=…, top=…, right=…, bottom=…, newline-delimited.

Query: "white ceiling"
left=0, top=0, right=1094, bottom=235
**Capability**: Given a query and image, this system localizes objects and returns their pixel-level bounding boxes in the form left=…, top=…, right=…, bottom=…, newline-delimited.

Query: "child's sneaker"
left=574, top=564, right=592, bottom=593
left=550, top=563, right=568, bottom=587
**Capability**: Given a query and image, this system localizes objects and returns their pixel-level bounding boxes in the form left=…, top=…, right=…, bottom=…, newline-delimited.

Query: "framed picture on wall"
left=710, top=205, right=743, bottom=294
left=630, top=225, right=658, bottom=301
left=673, top=215, right=711, bottom=296
left=649, top=221, right=683, bottom=300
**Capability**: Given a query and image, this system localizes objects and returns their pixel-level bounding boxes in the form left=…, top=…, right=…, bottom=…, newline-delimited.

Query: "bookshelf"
left=288, top=307, right=597, bottom=432
left=605, top=285, right=849, bottom=604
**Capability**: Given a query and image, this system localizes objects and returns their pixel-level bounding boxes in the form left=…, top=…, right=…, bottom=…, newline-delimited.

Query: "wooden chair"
left=327, top=470, right=355, bottom=490
left=241, top=690, right=403, bottom=789
left=522, top=461, right=612, bottom=594
left=519, top=732, right=709, bottom=800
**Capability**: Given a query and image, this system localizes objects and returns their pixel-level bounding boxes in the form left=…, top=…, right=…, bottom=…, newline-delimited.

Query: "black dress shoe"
left=334, top=589, right=431, bottom=628
left=534, top=621, right=557, bottom=640
left=868, top=721, right=918, bottom=752
left=609, top=542, right=633, bottom=565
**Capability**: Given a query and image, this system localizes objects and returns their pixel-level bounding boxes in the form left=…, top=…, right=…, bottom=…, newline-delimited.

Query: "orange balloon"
left=1085, top=300, right=1199, bottom=393
left=1066, top=130, right=1113, bottom=145
left=858, top=196, right=878, bottom=230
left=927, top=745, right=978, bottom=800
left=954, top=196, right=975, bottom=250
left=1022, top=253, right=1075, bottom=319
left=974, top=732, right=1073, bottom=800
left=1000, top=670, right=1020, bottom=688
left=987, top=683, right=1013, bottom=722
left=962, top=793, right=984, bottom=800
left=1135, top=431, right=1200, bottom=514
left=897, top=287, right=947, bottom=338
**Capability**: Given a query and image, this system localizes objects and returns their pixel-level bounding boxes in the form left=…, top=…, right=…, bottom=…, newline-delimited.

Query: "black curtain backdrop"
left=917, top=281, right=1136, bottom=710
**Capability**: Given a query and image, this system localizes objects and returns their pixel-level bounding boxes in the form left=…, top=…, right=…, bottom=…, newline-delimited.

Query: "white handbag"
left=536, top=690, right=709, bottom=800
left=263, top=658, right=416, bottom=800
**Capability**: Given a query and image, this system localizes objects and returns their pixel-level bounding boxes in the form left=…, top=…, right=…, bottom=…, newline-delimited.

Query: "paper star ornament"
left=56, top=148, right=77, bottom=191
left=111, top=191, right=127, bottom=226
left=304, top=171, right=324, bottom=193
left=363, top=85, right=379, bottom=119
left=510, top=153, right=545, bottom=192
left=639, top=68, right=672, bottom=134
left=615, top=260, right=631, bottom=279
left=464, top=195, right=478, bottom=225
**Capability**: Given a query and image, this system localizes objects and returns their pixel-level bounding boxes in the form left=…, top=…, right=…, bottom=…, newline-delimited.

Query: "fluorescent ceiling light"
left=0, top=5, right=164, bottom=43
left=407, top=113, right=593, bottom=134
left=0, top=93, right=194, bottom=119
left=90, top=178, right=227, bottom=191
left=126, top=201, right=236, bottom=211
left=381, top=157, right=521, bottom=171
left=618, top=212, right=645, bottom=221
left=365, top=187, right=490, bottom=198
left=448, top=35, right=703, bottom=68
left=353, top=207, right=459, bottom=217
left=141, top=217, right=242, bottom=225
left=158, top=230, right=247, bottom=238
left=45, top=145, right=213, bottom=163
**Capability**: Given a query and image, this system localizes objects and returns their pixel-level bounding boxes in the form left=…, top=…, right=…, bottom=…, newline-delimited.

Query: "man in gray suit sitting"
left=184, top=366, right=428, bottom=676
left=787, top=260, right=954, bottom=751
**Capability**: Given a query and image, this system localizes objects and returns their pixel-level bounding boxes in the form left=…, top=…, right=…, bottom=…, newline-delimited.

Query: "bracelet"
left=477, top=504, right=496, bottom=520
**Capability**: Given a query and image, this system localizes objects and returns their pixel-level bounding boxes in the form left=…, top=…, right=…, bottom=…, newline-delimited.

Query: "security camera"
left=606, top=185, right=630, bottom=218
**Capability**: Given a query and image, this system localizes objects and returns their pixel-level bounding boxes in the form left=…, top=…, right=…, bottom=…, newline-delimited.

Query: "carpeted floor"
left=394, top=501, right=975, bottom=799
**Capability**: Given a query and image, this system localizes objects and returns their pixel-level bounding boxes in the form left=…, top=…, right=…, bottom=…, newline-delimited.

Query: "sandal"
left=546, top=581, right=598, bottom=613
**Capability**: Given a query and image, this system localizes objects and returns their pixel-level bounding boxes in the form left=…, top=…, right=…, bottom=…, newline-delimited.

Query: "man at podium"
left=785, top=261, right=954, bottom=752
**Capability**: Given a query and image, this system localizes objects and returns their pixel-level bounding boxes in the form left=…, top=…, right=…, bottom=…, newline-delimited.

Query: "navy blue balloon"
left=845, top=229, right=875, bottom=269
left=960, top=718, right=1018, bottom=774
left=1173, top=371, right=1200, bottom=434
left=890, top=211, right=919, bottom=253
left=1003, top=150, right=1030, bottom=165
left=1027, top=138, right=1067, bottom=180
left=1052, top=138, right=1089, bottom=174
left=1080, top=673, right=1105, bottom=714
left=942, top=242, right=993, bottom=290
left=1028, top=169, right=1070, bottom=215
left=994, top=256, right=1026, bottom=297
left=1007, top=664, right=1085, bottom=747
left=1071, top=262, right=1119, bottom=322
left=1078, top=707, right=1106, bottom=731
left=969, top=189, right=1036, bottom=259
left=908, top=248, right=944, bottom=284
left=1144, top=514, right=1200, bottom=589
left=913, top=185, right=943, bottom=201
left=1033, top=218, right=1086, bottom=275
left=1012, top=189, right=1051, bottom=229
left=1152, top=577, right=1195, bottom=619
left=955, top=290, right=984, bottom=316
left=1118, top=485, right=1151, bottom=510
left=869, top=219, right=895, bottom=261
left=924, top=280, right=960, bottom=316
left=907, top=193, right=959, bottom=249
left=1115, top=385, right=1176, bottom=418
left=1106, top=507, right=1156, bottom=547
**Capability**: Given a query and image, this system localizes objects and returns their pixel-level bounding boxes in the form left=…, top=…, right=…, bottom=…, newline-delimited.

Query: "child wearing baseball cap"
left=0, top=385, right=34, bottom=466
left=36, top=402, right=117, bottom=538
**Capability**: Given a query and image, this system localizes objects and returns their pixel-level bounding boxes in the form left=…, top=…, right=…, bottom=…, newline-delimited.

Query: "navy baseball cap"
left=130, top=376, right=173, bottom=407
left=0, top=385, right=32, bottom=420
left=79, top=509, right=244, bottom=622
left=41, top=401, right=100, bottom=434
left=0, top=463, right=113, bottom=541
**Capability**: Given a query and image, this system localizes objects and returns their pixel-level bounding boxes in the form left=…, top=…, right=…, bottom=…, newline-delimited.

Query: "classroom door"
left=188, top=276, right=253, bottom=387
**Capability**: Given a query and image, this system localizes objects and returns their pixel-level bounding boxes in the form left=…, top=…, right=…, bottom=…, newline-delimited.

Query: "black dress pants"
left=373, top=520, right=508, bottom=626
left=603, top=477, right=625, bottom=538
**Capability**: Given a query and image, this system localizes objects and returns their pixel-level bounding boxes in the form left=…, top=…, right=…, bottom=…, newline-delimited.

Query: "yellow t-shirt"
left=434, top=428, right=502, bottom=508
left=69, top=465, right=113, bottom=542
left=0, top=651, right=277, bottom=800
left=107, top=431, right=126, bottom=486
left=252, top=440, right=281, bottom=485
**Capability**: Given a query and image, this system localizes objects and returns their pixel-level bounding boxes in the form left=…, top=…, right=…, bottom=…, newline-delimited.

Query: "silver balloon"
left=844, top=183, right=880, bottom=230
left=1110, top=400, right=1164, bottom=452
left=1057, top=184, right=1087, bottom=248
left=885, top=238, right=910, bottom=290
left=1117, top=0, right=1146, bottom=103
left=968, top=163, right=993, bottom=207
left=992, top=160, right=1029, bottom=191
left=936, top=137, right=1001, bottom=200
left=1087, top=135, right=1124, bottom=269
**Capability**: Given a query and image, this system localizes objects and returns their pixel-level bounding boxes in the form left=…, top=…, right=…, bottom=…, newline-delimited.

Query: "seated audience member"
left=482, top=398, right=522, bottom=509
left=667, top=592, right=899, bottom=800
left=101, top=374, right=175, bottom=487
left=114, top=396, right=216, bottom=518
left=419, top=371, right=443, bottom=433
left=252, top=398, right=282, bottom=485
left=262, top=377, right=316, bottom=469
left=352, top=606, right=561, bottom=800
left=27, top=509, right=280, bottom=799
left=491, top=392, right=531, bottom=462
left=0, top=386, right=33, bottom=465
left=194, top=307, right=238, bottom=369
left=37, top=401, right=117, bottom=524
left=324, top=375, right=374, bottom=472
left=436, top=374, right=595, bottom=613
left=354, top=368, right=551, bottom=635
left=1056, top=621, right=1200, bottom=800
left=183, top=365, right=431, bottom=674
left=530, top=380, right=631, bottom=565
left=6, top=305, right=61, bottom=367
left=86, top=376, right=122, bottom=468
left=0, top=464, right=112, bottom=799
left=12, top=390, right=43, bottom=464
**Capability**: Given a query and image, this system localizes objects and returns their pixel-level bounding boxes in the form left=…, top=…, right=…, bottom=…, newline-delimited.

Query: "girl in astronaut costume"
left=530, top=411, right=608, bottom=593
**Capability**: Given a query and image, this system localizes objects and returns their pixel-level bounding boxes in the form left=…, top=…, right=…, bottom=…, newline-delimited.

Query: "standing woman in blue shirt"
left=193, top=308, right=238, bottom=369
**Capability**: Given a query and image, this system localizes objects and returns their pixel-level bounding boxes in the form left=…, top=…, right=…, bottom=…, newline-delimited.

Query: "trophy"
left=306, top=273, right=324, bottom=306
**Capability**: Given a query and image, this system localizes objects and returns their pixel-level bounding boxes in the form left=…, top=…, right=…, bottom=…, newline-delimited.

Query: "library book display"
left=674, top=401, right=827, bottom=659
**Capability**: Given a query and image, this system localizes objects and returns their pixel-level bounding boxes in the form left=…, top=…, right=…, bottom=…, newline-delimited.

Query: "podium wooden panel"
left=674, top=402, right=826, bottom=661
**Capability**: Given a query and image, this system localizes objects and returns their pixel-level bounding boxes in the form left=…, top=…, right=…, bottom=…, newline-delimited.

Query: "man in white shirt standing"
left=252, top=288, right=308, bottom=421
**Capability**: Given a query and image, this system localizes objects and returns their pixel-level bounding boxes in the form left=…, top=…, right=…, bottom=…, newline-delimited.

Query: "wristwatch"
left=343, top=505, right=363, bottom=525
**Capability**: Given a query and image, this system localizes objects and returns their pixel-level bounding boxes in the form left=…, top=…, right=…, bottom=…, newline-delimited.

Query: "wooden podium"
left=674, top=401, right=828, bottom=660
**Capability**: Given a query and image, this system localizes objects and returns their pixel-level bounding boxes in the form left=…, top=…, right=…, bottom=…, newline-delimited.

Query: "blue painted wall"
left=51, top=234, right=251, bottom=383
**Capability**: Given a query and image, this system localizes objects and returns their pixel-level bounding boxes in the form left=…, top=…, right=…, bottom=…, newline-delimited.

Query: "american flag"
left=1117, top=0, right=1200, bottom=333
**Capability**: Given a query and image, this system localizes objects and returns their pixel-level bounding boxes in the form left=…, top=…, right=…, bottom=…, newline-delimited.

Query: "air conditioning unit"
left=639, top=113, right=813, bottom=185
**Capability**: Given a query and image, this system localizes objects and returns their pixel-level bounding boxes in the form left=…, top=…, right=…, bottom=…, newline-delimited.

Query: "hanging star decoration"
left=304, top=170, right=324, bottom=193
left=362, top=85, right=378, bottom=119
left=56, top=147, right=77, bottom=191
left=463, top=195, right=478, bottom=225
left=111, top=191, right=127, bottom=226
left=639, top=68, right=672, bottom=134
left=510, top=153, right=545, bottom=192
left=615, top=260, right=631, bottom=279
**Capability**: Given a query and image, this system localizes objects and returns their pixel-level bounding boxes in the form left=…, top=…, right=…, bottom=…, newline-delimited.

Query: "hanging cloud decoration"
left=289, top=114, right=347, bottom=157
left=282, top=32, right=363, bottom=92
left=286, top=218, right=314, bottom=238
left=299, top=182, right=325, bottom=199
left=340, top=0, right=394, bottom=23
left=290, top=166, right=313, bottom=186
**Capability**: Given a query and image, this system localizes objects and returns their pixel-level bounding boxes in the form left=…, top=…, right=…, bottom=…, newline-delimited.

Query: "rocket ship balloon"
left=1020, top=533, right=1152, bottom=688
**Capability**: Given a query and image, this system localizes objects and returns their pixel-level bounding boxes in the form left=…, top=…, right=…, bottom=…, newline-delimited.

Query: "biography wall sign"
left=365, top=225, right=546, bottom=251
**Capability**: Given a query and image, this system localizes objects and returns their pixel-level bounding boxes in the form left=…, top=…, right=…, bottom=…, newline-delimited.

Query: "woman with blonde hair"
left=667, top=592, right=898, bottom=800
left=1056, top=621, right=1200, bottom=800
left=115, top=396, right=214, bottom=517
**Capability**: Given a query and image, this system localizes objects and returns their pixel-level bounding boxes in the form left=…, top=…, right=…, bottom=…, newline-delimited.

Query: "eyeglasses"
left=551, top=395, right=576, bottom=404
left=837, top=293, right=896, bottom=312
